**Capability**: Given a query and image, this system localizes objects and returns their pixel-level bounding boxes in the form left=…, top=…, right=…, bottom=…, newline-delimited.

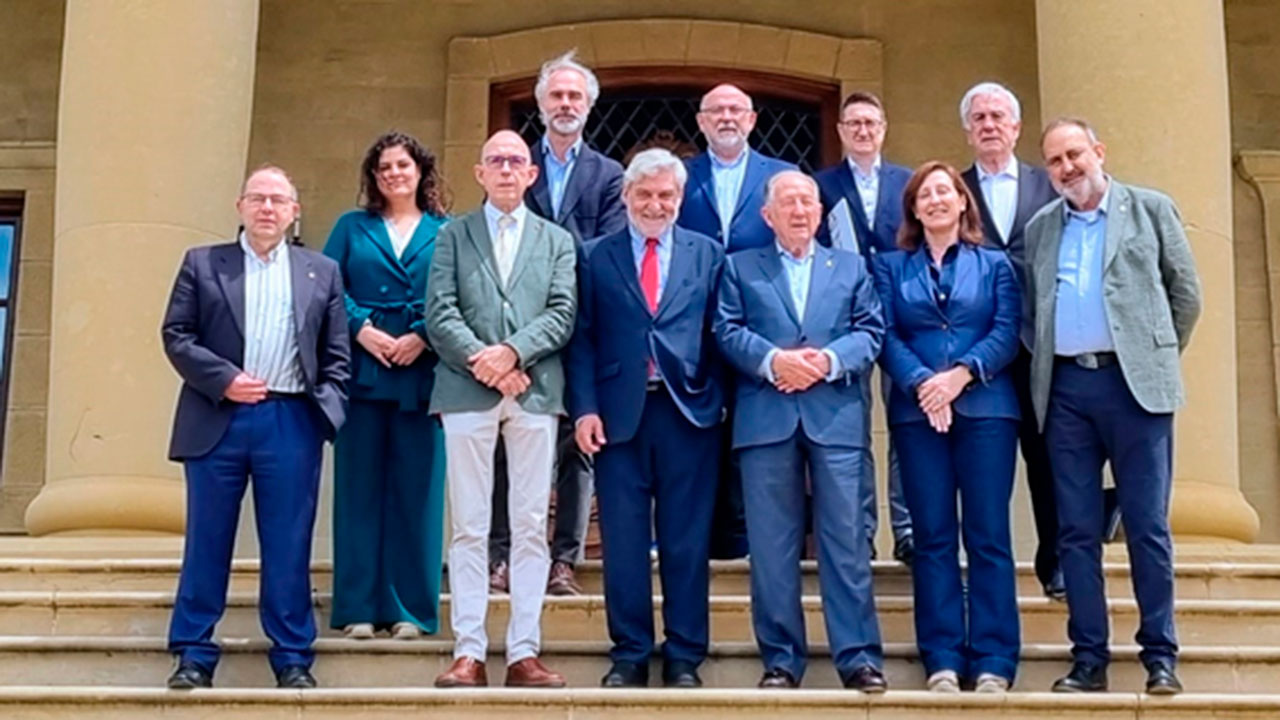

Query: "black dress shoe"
left=1043, top=568, right=1067, bottom=602
left=276, top=665, right=317, bottom=689
left=663, top=660, right=702, bottom=688
left=758, top=668, right=798, bottom=688
left=167, top=662, right=212, bottom=689
left=893, top=536, right=915, bottom=567
left=601, top=661, right=648, bottom=688
left=1052, top=661, right=1107, bottom=692
left=843, top=665, right=888, bottom=693
left=1145, top=661, right=1183, bottom=695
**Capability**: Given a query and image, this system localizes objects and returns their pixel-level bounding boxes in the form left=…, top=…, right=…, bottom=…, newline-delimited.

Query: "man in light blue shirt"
left=1054, top=180, right=1115, bottom=355
left=542, top=135, right=581, bottom=221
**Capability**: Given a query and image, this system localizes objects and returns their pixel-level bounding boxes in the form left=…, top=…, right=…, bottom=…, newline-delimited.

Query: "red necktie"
left=640, top=237, right=660, bottom=313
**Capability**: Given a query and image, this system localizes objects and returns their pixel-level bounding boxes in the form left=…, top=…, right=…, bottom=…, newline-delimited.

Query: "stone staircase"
left=1, top=548, right=1280, bottom=718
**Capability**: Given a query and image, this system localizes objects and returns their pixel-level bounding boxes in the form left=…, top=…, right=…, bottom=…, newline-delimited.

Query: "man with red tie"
left=567, top=148, right=726, bottom=688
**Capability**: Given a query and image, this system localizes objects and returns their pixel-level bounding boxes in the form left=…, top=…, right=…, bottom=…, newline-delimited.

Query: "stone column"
left=1036, top=0, right=1259, bottom=542
left=24, top=0, right=260, bottom=535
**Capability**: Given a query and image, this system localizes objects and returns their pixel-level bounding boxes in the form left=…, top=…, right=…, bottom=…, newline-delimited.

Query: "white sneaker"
left=343, top=623, right=375, bottom=640
left=391, top=622, right=421, bottom=640
left=975, top=672, right=1010, bottom=693
left=927, top=669, right=961, bottom=693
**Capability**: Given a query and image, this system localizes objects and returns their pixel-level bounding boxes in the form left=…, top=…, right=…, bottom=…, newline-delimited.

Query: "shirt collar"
left=776, top=238, right=816, bottom=262
left=847, top=155, right=882, bottom=181
left=976, top=155, right=1019, bottom=182
left=628, top=223, right=673, bottom=247
left=541, top=135, right=583, bottom=165
left=710, top=146, right=750, bottom=171
left=1063, top=175, right=1112, bottom=222
left=484, top=200, right=528, bottom=227
left=239, top=230, right=288, bottom=265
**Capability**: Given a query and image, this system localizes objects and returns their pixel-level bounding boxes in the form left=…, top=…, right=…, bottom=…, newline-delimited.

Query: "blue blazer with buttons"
left=322, top=209, right=445, bottom=411
left=677, top=150, right=796, bottom=253
left=567, top=227, right=725, bottom=444
left=872, top=243, right=1021, bottom=426
left=715, top=243, right=884, bottom=450
left=815, top=159, right=912, bottom=259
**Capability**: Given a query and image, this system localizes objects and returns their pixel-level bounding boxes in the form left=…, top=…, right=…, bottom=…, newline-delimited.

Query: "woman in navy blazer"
left=872, top=161, right=1021, bottom=693
left=322, top=132, right=449, bottom=640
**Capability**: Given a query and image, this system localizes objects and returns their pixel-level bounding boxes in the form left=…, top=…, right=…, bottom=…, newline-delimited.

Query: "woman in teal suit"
left=323, top=131, right=449, bottom=639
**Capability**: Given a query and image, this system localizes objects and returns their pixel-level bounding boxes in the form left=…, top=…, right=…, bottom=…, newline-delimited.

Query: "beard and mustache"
left=541, top=108, right=586, bottom=136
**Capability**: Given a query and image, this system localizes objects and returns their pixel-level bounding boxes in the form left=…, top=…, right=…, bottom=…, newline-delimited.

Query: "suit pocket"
left=1153, top=325, right=1178, bottom=347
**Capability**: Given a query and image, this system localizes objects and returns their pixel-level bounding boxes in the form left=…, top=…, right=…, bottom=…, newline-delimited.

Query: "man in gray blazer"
left=1026, top=118, right=1201, bottom=696
left=427, top=130, right=577, bottom=689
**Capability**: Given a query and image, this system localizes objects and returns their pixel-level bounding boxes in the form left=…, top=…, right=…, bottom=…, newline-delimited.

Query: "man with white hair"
left=490, top=50, right=627, bottom=598
left=958, top=81, right=1064, bottom=600
left=568, top=149, right=725, bottom=688
left=715, top=170, right=886, bottom=691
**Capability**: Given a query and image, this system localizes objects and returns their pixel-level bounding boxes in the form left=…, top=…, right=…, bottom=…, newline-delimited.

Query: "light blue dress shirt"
left=710, top=147, right=750, bottom=240
left=977, top=156, right=1019, bottom=243
left=760, top=241, right=841, bottom=382
left=239, top=232, right=305, bottom=392
left=1054, top=181, right=1116, bottom=355
left=628, top=224, right=673, bottom=303
left=542, top=135, right=582, bottom=220
left=848, top=155, right=881, bottom=230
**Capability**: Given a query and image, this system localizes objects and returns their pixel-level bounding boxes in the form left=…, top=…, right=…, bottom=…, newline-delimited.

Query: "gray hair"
left=1041, top=116, right=1101, bottom=145
left=623, top=148, right=688, bottom=190
left=764, top=170, right=819, bottom=206
left=959, top=81, right=1022, bottom=129
left=534, top=50, right=600, bottom=108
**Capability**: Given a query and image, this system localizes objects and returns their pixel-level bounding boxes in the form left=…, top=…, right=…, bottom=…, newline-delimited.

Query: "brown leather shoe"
left=489, top=560, right=509, bottom=594
left=505, top=657, right=567, bottom=688
left=435, top=656, right=487, bottom=687
left=546, top=560, right=582, bottom=596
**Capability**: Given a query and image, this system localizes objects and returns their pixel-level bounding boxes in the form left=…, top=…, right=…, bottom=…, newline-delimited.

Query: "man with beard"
left=678, top=83, right=795, bottom=559
left=489, top=51, right=627, bottom=598
left=1025, top=118, right=1200, bottom=695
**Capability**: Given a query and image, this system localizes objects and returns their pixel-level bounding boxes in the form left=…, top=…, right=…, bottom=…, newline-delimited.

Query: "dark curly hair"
left=359, top=131, right=450, bottom=216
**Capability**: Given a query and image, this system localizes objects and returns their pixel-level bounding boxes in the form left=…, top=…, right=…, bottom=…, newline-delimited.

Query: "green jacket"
left=426, top=207, right=577, bottom=415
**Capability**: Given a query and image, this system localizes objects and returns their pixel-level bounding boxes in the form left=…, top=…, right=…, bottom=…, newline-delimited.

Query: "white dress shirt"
left=977, top=156, right=1019, bottom=243
left=483, top=201, right=528, bottom=286
left=239, top=232, right=305, bottom=392
left=383, top=216, right=421, bottom=260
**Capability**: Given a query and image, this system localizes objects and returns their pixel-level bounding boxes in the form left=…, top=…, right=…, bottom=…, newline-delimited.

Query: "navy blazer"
left=677, top=150, right=796, bottom=253
left=527, top=141, right=627, bottom=245
left=567, top=227, right=725, bottom=444
left=323, top=209, right=444, bottom=411
left=962, top=161, right=1057, bottom=347
left=872, top=243, right=1020, bottom=426
left=815, top=159, right=912, bottom=259
left=715, top=243, right=884, bottom=450
left=162, top=241, right=351, bottom=460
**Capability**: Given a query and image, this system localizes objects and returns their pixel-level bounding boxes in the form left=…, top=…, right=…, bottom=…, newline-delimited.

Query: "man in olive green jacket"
left=427, top=130, right=577, bottom=689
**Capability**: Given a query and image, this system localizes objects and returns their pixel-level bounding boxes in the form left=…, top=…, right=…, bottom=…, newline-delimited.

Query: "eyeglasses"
left=482, top=155, right=530, bottom=169
left=699, top=104, right=753, bottom=118
left=240, top=193, right=295, bottom=207
left=839, top=119, right=883, bottom=130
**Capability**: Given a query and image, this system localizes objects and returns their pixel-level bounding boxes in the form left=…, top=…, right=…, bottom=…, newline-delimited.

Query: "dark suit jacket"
left=162, top=241, right=351, bottom=460
left=677, top=150, right=796, bottom=253
left=323, top=209, right=445, bottom=411
left=714, top=243, right=884, bottom=449
left=962, top=161, right=1057, bottom=346
left=567, top=227, right=725, bottom=444
left=873, top=244, right=1021, bottom=426
left=815, top=159, right=912, bottom=259
left=527, top=141, right=627, bottom=245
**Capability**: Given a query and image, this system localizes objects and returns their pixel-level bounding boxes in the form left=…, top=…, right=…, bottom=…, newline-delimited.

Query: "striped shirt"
left=240, top=232, right=306, bottom=392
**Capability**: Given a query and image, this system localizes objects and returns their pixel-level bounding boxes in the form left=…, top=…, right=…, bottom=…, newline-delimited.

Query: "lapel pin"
left=308, top=271, right=316, bottom=279
left=826, top=259, right=834, bottom=267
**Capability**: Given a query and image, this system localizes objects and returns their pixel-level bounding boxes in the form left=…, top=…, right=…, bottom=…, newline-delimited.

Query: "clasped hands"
left=356, top=325, right=428, bottom=367
left=468, top=343, right=531, bottom=397
left=915, top=365, right=973, bottom=433
left=770, top=348, right=832, bottom=394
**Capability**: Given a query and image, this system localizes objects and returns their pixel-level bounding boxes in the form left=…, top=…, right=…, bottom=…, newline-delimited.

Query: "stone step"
left=4, top=590, right=1280, bottom=647
left=0, top=636, right=1277, bottom=693
left=3, top=558, right=1279, bottom=600
left=1, top=686, right=1278, bottom=720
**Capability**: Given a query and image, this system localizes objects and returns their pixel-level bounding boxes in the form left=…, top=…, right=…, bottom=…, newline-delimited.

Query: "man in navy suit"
left=569, top=148, right=724, bottom=689
left=715, top=170, right=886, bottom=691
left=678, top=83, right=795, bottom=558
left=161, top=165, right=350, bottom=690
left=958, top=81, right=1064, bottom=600
left=491, top=51, right=629, bottom=597
left=814, top=90, right=914, bottom=565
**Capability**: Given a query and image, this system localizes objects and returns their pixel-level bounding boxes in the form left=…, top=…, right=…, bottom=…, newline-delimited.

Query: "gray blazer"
left=1026, top=180, right=1202, bottom=429
left=426, top=207, right=577, bottom=415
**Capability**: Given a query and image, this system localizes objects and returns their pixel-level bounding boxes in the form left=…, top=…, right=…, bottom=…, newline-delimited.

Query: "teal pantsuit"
left=323, top=209, right=448, bottom=632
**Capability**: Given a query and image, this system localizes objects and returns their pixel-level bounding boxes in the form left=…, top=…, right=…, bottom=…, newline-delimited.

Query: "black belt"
left=1055, top=352, right=1118, bottom=370
left=265, top=391, right=307, bottom=401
